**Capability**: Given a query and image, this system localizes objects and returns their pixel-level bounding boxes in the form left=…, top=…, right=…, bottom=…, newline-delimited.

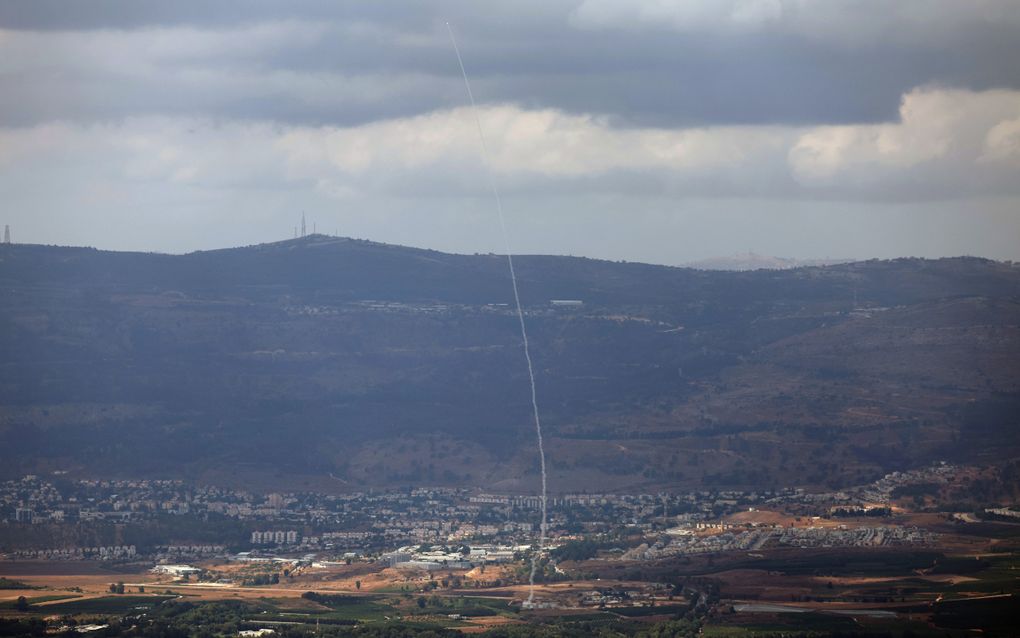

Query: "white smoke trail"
left=446, top=22, right=548, bottom=606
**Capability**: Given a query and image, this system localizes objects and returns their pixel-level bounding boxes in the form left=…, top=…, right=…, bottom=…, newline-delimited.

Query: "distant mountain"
left=1, top=236, right=1018, bottom=493
left=685, top=252, right=853, bottom=271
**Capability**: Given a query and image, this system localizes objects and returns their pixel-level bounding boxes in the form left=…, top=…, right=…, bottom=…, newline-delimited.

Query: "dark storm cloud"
left=2, top=0, right=1019, bottom=128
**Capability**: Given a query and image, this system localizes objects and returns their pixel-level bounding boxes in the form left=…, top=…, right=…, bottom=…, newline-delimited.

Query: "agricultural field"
left=2, top=539, right=1019, bottom=636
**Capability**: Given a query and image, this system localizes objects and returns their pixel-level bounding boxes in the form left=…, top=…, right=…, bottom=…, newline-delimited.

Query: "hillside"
left=684, top=252, right=852, bottom=271
left=1, top=236, right=1018, bottom=492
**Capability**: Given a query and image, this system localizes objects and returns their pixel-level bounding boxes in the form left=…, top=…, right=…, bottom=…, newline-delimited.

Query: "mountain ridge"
left=1, top=237, right=1018, bottom=492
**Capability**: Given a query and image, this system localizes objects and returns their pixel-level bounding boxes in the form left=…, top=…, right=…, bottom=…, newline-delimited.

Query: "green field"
left=611, top=604, right=690, bottom=617
left=945, top=553, right=1020, bottom=595
left=38, top=595, right=176, bottom=614
left=704, top=614, right=885, bottom=637
left=0, top=594, right=81, bottom=609
left=0, top=578, right=37, bottom=590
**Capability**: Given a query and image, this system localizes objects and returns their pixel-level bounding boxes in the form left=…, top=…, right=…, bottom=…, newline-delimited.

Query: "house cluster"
left=0, top=462, right=973, bottom=565
left=250, top=530, right=300, bottom=545
left=8, top=545, right=137, bottom=561
left=578, top=586, right=665, bottom=608
left=851, top=463, right=960, bottom=505
left=2, top=474, right=799, bottom=544
left=631, top=524, right=937, bottom=560
left=985, top=507, right=1020, bottom=519
left=155, top=545, right=227, bottom=561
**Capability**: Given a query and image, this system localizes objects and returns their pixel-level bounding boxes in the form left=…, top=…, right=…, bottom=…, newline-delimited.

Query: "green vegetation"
left=39, top=595, right=175, bottom=615
left=242, top=572, right=280, bottom=586
left=732, top=549, right=941, bottom=577
left=0, top=594, right=81, bottom=610
left=0, top=578, right=35, bottom=590
left=549, top=539, right=605, bottom=561
left=931, top=595, right=1018, bottom=633
left=4, top=582, right=1018, bottom=637
left=4, top=241, right=1019, bottom=490
left=611, top=605, right=690, bottom=618
left=890, top=482, right=941, bottom=499
left=301, top=592, right=363, bottom=607
left=945, top=553, right=1020, bottom=594
left=0, top=618, right=48, bottom=637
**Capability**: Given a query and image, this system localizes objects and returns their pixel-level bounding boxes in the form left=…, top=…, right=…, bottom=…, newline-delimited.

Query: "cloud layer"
left=6, top=87, right=1012, bottom=199
left=3, top=1, right=1020, bottom=128
left=0, top=2, right=1018, bottom=260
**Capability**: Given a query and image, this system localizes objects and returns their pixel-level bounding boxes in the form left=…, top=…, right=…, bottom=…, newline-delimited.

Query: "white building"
left=152, top=564, right=202, bottom=577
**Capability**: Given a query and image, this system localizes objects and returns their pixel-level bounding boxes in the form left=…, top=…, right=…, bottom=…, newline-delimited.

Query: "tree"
left=15, top=596, right=28, bottom=612
left=417, top=596, right=427, bottom=609
left=355, top=580, right=361, bottom=590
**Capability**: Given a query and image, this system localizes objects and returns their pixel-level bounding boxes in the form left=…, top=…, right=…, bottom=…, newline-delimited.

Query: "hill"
left=684, top=251, right=852, bottom=271
left=1, top=236, right=1018, bottom=492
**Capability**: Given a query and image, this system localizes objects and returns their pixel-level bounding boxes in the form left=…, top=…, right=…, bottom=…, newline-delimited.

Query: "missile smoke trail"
left=446, top=22, right=548, bottom=606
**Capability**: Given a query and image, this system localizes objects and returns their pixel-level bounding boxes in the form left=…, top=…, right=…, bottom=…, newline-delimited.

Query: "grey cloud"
left=1, top=1, right=1019, bottom=129
left=0, top=1, right=431, bottom=31
left=2, top=2, right=1019, bottom=262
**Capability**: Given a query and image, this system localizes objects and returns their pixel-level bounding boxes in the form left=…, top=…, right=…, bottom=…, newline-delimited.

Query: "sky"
left=1, top=0, right=1019, bottom=265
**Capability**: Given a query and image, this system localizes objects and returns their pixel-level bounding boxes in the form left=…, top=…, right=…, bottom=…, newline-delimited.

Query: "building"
left=152, top=564, right=202, bottom=577
left=251, top=530, right=299, bottom=545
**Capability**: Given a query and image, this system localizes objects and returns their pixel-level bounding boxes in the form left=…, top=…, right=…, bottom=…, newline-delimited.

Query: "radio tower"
left=301, top=212, right=307, bottom=238
left=3, top=225, right=9, bottom=244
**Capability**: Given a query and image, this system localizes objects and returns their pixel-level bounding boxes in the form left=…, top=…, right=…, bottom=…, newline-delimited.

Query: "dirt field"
left=458, top=615, right=523, bottom=634
left=0, top=560, right=591, bottom=610
left=0, top=562, right=145, bottom=600
left=723, top=509, right=874, bottom=530
left=0, top=561, right=124, bottom=576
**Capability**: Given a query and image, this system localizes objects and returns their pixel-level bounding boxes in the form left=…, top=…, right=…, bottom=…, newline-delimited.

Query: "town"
left=1, top=463, right=968, bottom=564
left=3, top=462, right=1017, bottom=636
